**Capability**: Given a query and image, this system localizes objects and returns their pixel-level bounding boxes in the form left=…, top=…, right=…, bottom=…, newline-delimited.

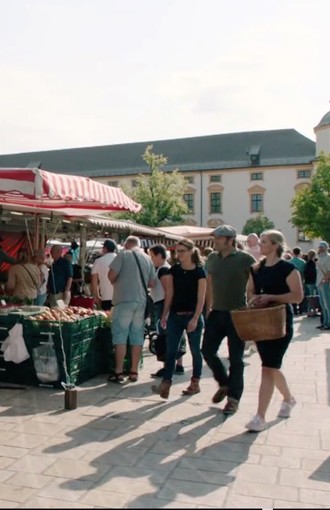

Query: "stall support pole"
left=79, top=225, right=87, bottom=275
left=33, top=216, right=41, bottom=251
left=40, top=219, right=47, bottom=249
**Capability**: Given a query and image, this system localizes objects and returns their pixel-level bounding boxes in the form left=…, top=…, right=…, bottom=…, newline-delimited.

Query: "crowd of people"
left=95, top=227, right=318, bottom=433
left=1, top=228, right=328, bottom=433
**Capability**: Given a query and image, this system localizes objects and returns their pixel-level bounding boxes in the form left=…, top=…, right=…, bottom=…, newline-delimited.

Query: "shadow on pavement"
left=42, top=397, right=274, bottom=507
left=309, top=456, right=330, bottom=484
left=327, top=349, right=330, bottom=406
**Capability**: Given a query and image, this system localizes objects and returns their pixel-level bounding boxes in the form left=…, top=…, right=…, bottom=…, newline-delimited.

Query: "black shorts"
left=101, top=300, right=112, bottom=311
left=256, top=311, right=294, bottom=369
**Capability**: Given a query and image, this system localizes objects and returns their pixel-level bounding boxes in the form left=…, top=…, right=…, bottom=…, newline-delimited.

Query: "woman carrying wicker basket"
left=245, top=230, right=303, bottom=432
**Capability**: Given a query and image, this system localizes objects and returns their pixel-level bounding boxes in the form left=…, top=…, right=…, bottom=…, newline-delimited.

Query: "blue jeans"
left=202, top=310, right=245, bottom=402
left=305, top=284, right=317, bottom=297
left=163, top=312, right=204, bottom=381
left=35, top=293, right=47, bottom=306
left=318, top=283, right=330, bottom=327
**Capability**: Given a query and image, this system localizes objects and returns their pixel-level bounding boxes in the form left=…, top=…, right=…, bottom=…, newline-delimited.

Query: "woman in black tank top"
left=244, top=230, right=303, bottom=432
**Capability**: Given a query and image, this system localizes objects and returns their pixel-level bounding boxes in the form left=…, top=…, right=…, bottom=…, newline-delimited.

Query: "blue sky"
left=0, top=0, right=329, bottom=154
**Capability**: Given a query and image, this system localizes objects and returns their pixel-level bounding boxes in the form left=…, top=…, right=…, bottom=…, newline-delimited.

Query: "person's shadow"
left=44, top=397, right=281, bottom=507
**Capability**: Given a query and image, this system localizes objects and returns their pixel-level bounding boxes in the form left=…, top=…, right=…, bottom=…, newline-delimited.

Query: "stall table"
left=0, top=309, right=143, bottom=388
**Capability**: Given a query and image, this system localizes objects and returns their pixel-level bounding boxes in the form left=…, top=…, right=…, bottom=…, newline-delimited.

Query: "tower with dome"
left=314, top=109, right=330, bottom=155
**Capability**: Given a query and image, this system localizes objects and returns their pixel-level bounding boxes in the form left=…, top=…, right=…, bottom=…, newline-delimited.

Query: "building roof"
left=315, top=110, right=330, bottom=129
left=0, top=129, right=315, bottom=178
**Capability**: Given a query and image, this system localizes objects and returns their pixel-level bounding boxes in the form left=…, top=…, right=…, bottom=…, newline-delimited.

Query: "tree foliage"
left=291, top=153, right=330, bottom=242
left=115, top=145, right=188, bottom=227
left=242, top=214, right=275, bottom=236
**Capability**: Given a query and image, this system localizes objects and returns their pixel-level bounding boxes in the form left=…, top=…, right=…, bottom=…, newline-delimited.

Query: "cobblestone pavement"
left=0, top=315, right=329, bottom=508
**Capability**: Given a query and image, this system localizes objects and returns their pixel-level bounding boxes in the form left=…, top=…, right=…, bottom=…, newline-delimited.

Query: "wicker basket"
left=231, top=304, right=286, bottom=341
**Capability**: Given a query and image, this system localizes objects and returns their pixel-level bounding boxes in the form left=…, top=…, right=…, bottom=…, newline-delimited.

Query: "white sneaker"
left=245, top=414, right=266, bottom=432
left=278, top=397, right=296, bottom=418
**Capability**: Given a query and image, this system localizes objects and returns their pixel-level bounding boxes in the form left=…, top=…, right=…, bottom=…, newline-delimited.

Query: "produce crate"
left=0, top=315, right=39, bottom=386
left=22, top=315, right=105, bottom=387
left=0, top=357, right=39, bottom=386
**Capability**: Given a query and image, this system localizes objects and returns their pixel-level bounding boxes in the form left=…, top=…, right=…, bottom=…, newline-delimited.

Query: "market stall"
left=0, top=166, right=141, bottom=251
left=0, top=305, right=113, bottom=387
left=158, top=225, right=248, bottom=249
left=0, top=167, right=143, bottom=388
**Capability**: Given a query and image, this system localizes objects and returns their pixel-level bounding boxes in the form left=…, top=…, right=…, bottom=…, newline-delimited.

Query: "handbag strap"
left=132, top=250, right=148, bottom=299
left=20, top=264, right=39, bottom=290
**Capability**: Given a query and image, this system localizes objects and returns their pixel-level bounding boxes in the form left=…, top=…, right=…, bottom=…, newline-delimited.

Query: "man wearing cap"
left=202, top=224, right=256, bottom=415
left=316, top=241, right=330, bottom=330
left=91, top=239, right=117, bottom=311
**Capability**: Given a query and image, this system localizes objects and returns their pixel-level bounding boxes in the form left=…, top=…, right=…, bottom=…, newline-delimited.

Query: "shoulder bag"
left=132, top=251, right=152, bottom=319
left=20, top=264, right=40, bottom=290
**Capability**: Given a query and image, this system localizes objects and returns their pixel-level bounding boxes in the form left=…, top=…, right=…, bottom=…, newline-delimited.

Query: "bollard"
left=64, top=388, right=77, bottom=410
left=61, top=382, right=78, bottom=410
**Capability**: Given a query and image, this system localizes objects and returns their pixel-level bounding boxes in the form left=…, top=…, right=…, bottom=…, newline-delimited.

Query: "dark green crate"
left=0, top=316, right=109, bottom=387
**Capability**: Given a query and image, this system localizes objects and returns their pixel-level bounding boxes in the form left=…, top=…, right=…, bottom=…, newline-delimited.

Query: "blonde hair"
left=254, top=229, right=287, bottom=271
left=176, top=238, right=203, bottom=266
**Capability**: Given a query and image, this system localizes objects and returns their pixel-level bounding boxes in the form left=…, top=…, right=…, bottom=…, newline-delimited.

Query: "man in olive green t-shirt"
left=202, top=225, right=255, bottom=415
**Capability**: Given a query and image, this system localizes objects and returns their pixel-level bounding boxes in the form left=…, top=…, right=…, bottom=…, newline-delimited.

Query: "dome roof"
left=315, top=110, right=330, bottom=129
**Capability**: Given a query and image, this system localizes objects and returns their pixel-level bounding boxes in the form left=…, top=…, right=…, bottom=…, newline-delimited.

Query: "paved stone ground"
left=0, top=315, right=329, bottom=508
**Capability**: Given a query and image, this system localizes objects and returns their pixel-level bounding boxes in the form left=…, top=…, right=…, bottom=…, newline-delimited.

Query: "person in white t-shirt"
left=91, top=239, right=117, bottom=311
left=246, top=233, right=262, bottom=261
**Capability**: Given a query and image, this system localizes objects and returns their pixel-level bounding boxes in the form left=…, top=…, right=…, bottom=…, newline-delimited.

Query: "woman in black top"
left=245, top=230, right=303, bottom=432
left=304, top=250, right=319, bottom=316
left=152, top=238, right=206, bottom=399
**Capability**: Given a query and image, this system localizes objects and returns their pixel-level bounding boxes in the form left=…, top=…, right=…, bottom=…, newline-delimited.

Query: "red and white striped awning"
left=0, top=168, right=141, bottom=213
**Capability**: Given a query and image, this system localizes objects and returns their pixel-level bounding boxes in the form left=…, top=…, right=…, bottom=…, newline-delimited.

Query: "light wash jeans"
left=317, top=283, right=330, bottom=327
left=35, top=293, right=47, bottom=306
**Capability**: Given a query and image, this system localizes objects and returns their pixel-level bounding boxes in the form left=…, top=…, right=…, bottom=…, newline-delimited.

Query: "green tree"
left=115, top=145, right=188, bottom=227
left=242, top=214, right=275, bottom=236
left=291, top=152, right=330, bottom=242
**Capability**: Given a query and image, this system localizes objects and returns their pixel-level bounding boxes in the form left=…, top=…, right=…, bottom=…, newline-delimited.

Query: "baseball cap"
left=318, top=241, right=329, bottom=249
left=103, top=239, right=117, bottom=252
left=212, top=224, right=237, bottom=238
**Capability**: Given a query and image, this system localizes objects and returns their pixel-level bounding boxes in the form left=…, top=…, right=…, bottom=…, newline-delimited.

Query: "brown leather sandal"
left=108, top=372, right=125, bottom=383
left=128, top=372, right=138, bottom=382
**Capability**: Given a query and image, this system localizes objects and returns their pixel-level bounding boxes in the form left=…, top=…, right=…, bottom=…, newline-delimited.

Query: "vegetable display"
left=27, top=306, right=107, bottom=322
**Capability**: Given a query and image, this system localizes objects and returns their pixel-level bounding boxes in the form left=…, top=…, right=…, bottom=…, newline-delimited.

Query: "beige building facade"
left=0, top=110, right=329, bottom=250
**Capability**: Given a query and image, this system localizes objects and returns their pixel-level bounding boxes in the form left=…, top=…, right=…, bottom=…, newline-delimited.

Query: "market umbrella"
left=0, top=167, right=141, bottom=213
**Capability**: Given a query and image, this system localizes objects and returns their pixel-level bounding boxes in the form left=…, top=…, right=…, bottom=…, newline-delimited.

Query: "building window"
left=251, top=172, right=263, bottom=181
left=297, top=170, right=311, bottom=179
left=297, top=229, right=311, bottom=242
left=108, top=180, right=119, bottom=187
left=186, top=176, right=194, bottom=184
left=131, top=179, right=138, bottom=187
left=183, top=193, right=194, bottom=213
left=251, top=193, right=263, bottom=212
left=210, top=192, right=221, bottom=214
left=210, top=175, right=221, bottom=183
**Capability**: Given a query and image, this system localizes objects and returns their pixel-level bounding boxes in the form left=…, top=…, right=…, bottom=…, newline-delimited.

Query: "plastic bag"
left=32, top=334, right=60, bottom=382
left=1, top=323, right=30, bottom=364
